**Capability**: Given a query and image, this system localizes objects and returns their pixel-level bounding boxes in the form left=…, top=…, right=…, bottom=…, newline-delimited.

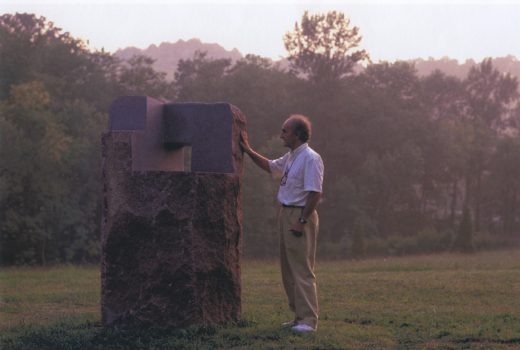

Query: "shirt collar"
left=290, top=143, right=308, bottom=158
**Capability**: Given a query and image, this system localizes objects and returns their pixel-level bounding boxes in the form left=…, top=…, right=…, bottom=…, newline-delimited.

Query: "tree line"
left=1, top=12, right=520, bottom=264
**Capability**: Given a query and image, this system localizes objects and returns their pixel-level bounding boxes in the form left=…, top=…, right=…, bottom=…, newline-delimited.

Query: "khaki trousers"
left=278, top=206, right=319, bottom=329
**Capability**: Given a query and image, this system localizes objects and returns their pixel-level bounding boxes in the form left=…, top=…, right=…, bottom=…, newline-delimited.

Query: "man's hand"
left=289, top=192, right=321, bottom=237
left=239, top=130, right=271, bottom=173
left=240, top=130, right=252, bottom=155
left=290, top=222, right=304, bottom=237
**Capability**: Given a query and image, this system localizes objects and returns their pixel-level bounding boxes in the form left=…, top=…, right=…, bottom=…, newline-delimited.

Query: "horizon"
left=2, top=1, right=520, bottom=63
left=116, top=37, right=520, bottom=65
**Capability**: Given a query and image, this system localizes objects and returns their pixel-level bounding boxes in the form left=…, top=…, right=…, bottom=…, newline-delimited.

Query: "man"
left=240, top=114, right=324, bottom=333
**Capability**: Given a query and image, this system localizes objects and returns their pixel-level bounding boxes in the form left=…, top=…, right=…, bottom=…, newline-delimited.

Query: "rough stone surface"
left=101, top=100, right=245, bottom=328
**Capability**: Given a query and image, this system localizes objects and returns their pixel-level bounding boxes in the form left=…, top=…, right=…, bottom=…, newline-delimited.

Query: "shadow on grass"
left=0, top=319, right=320, bottom=350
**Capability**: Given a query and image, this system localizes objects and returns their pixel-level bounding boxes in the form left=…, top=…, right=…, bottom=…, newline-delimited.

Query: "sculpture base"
left=101, top=132, right=242, bottom=327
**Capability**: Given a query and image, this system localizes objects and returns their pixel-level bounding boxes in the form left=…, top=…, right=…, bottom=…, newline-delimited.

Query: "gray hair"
left=287, top=114, right=312, bottom=142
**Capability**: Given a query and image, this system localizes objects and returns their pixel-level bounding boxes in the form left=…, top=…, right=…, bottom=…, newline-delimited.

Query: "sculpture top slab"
left=109, top=96, right=244, bottom=173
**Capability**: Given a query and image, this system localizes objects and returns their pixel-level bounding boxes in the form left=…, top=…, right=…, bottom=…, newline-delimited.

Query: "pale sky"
left=2, top=0, right=520, bottom=63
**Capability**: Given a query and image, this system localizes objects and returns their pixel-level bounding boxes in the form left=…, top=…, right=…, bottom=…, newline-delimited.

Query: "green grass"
left=1, top=250, right=520, bottom=349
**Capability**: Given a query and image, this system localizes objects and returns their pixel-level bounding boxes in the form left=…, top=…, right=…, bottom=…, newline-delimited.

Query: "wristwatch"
left=298, top=217, right=308, bottom=224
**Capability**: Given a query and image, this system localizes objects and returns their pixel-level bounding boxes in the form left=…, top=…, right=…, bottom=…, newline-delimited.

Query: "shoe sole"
left=291, top=326, right=316, bottom=333
left=281, top=322, right=297, bottom=328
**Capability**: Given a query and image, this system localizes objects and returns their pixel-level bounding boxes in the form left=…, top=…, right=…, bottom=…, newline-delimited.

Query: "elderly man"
left=240, top=114, right=324, bottom=333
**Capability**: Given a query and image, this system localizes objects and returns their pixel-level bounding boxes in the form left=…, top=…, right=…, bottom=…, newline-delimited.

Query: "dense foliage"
left=1, top=12, right=519, bottom=264
left=0, top=13, right=173, bottom=264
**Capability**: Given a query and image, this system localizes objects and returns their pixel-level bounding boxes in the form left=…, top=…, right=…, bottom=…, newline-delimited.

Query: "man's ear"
left=294, top=129, right=302, bottom=140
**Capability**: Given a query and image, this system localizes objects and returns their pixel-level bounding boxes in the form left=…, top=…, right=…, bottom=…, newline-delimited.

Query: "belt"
left=282, top=204, right=304, bottom=208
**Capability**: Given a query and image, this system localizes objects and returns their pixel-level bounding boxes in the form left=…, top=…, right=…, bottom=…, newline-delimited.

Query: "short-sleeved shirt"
left=268, top=143, right=324, bottom=207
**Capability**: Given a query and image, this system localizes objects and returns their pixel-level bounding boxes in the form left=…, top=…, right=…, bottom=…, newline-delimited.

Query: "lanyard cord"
left=281, top=152, right=301, bottom=186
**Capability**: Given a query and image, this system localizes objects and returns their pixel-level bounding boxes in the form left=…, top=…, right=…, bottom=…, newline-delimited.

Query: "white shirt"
left=268, top=143, right=324, bottom=207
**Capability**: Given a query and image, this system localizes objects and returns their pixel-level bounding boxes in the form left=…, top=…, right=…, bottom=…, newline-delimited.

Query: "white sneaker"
left=281, top=320, right=298, bottom=328
left=291, top=323, right=316, bottom=333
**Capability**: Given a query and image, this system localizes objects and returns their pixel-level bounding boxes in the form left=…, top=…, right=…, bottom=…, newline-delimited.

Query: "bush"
left=318, top=228, right=454, bottom=259
left=473, top=231, right=520, bottom=251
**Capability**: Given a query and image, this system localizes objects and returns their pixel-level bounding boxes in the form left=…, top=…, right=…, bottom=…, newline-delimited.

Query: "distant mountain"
left=114, top=39, right=520, bottom=83
left=114, top=38, right=243, bottom=79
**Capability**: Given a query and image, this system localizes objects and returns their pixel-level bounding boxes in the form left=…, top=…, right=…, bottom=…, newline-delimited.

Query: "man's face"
left=280, top=120, right=299, bottom=149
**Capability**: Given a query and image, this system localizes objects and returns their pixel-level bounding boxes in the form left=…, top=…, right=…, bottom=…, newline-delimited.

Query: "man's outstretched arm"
left=240, top=130, right=271, bottom=173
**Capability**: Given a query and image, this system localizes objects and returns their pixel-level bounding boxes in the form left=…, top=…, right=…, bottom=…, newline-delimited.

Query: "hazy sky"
left=2, top=0, right=520, bottom=63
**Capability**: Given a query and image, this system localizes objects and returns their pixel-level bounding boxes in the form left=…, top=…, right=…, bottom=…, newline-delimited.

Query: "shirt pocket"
left=287, top=164, right=304, bottom=189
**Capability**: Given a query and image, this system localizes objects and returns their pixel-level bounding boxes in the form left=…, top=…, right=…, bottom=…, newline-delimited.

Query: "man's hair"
left=288, top=114, right=312, bottom=142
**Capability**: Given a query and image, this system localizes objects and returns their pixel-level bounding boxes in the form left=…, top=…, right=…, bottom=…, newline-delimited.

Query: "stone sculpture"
left=101, top=96, right=245, bottom=328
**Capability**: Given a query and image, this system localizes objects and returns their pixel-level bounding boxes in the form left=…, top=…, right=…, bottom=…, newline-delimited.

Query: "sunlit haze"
left=2, top=0, right=520, bottom=63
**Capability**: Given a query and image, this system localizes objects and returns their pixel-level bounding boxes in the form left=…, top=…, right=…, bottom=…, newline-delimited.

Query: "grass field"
left=1, top=250, right=520, bottom=349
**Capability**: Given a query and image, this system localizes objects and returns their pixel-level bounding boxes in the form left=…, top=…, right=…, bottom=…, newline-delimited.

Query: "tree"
left=355, top=142, right=424, bottom=237
left=0, top=81, right=105, bottom=264
left=0, top=13, right=117, bottom=263
left=0, top=81, right=65, bottom=264
left=464, top=59, right=518, bottom=131
left=117, top=54, right=172, bottom=99
left=174, top=51, right=231, bottom=102
left=452, top=205, right=475, bottom=253
left=420, top=70, right=465, bottom=122
left=0, top=13, right=88, bottom=100
left=487, top=137, right=520, bottom=235
left=418, top=71, right=465, bottom=226
left=462, top=59, right=518, bottom=231
left=0, top=13, right=123, bottom=111
left=223, top=54, right=302, bottom=144
left=0, top=13, right=113, bottom=264
left=283, top=11, right=369, bottom=84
